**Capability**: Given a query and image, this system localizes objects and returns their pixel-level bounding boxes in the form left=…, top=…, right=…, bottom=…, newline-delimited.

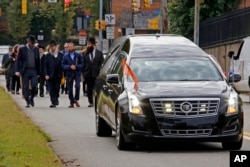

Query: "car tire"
left=116, top=108, right=136, bottom=150
left=222, top=138, right=243, bottom=150
left=95, top=112, right=112, bottom=137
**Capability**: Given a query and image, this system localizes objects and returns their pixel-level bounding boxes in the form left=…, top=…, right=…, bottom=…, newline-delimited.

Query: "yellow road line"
left=243, top=135, right=250, bottom=140
left=244, top=131, right=250, bottom=136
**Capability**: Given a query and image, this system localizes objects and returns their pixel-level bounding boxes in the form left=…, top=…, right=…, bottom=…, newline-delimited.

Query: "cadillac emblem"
left=180, top=102, right=192, bottom=112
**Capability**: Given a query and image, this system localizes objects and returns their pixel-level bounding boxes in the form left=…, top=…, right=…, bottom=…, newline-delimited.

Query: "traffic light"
left=148, top=19, right=153, bottom=29
left=64, top=0, right=70, bottom=12
left=132, top=0, right=140, bottom=13
left=95, top=20, right=100, bottom=30
left=148, top=18, right=159, bottom=30
left=100, top=20, right=106, bottom=30
left=21, top=0, right=27, bottom=15
left=144, top=0, right=150, bottom=8
left=152, top=19, right=159, bottom=29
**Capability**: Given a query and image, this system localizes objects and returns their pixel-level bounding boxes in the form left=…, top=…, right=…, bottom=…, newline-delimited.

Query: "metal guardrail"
left=200, top=7, right=250, bottom=47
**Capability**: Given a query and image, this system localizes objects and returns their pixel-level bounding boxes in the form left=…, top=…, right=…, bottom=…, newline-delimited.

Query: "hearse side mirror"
left=227, top=51, right=234, bottom=58
left=106, top=74, right=119, bottom=84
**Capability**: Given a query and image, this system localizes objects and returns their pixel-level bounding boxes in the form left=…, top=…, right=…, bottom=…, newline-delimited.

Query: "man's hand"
left=15, top=72, right=20, bottom=77
left=71, top=64, right=76, bottom=70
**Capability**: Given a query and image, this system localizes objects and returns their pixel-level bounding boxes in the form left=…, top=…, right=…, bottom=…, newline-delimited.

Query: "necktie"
left=90, top=53, right=93, bottom=62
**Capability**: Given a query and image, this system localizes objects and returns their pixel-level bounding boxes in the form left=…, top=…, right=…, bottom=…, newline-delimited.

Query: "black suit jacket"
left=44, top=52, right=64, bottom=79
left=83, top=49, right=104, bottom=78
left=2, top=53, right=11, bottom=69
left=40, top=54, right=46, bottom=76
left=15, top=45, right=40, bottom=75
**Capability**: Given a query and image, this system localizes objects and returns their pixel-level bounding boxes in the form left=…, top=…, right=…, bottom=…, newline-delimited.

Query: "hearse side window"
left=121, top=39, right=130, bottom=54
left=111, top=52, right=127, bottom=82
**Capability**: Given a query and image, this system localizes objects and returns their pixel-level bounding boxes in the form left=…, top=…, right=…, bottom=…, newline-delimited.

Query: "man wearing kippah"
left=61, top=42, right=84, bottom=108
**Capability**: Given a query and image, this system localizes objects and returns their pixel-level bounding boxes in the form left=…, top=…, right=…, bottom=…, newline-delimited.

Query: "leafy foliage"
left=6, top=0, right=34, bottom=43
left=0, top=0, right=109, bottom=45
left=167, top=0, right=241, bottom=40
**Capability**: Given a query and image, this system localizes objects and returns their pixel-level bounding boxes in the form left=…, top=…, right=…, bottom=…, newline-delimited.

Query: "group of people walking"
left=2, top=35, right=104, bottom=108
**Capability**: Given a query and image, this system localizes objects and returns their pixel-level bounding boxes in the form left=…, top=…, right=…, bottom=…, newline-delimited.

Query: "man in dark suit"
left=15, top=35, right=40, bottom=108
left=2, top=46, right=13, bottom=92
left=83, top=37, right=104, bottom=107
left=44, top=40, right=64, bottom=108
left=61, top=42, right=84, bottom=108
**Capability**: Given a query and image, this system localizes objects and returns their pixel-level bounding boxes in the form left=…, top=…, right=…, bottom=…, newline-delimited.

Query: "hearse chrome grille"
left=150, top=98, right=220, bottom=118
left=161, top=129, right=212, bottom=136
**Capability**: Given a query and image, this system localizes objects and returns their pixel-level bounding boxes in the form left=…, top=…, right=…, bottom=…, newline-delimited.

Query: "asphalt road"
left=1, top=75, right=250, bottom=167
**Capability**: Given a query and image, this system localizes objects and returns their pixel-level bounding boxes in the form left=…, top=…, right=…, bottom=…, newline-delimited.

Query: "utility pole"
left=194, top=0, right=200, bottom=45
left=161, top=0, right=168, bottom=34
left=98, top=0, right=103, bottom=51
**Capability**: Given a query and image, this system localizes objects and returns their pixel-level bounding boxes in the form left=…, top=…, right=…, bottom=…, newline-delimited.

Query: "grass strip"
left=0, top=87, right=62, bottom=167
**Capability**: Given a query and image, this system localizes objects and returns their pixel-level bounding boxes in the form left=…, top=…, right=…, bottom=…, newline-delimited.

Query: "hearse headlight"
left=128, top=93, right=143, bottom=115
left=227, top=91, right=239, bottom=115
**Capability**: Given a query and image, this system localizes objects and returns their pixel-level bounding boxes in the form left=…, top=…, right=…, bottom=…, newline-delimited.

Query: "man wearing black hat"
left=44, top=40, right=64, bottom=108
left=15, top=35, right=40, bottom=108
left=82, top=37, right=104, bottom=107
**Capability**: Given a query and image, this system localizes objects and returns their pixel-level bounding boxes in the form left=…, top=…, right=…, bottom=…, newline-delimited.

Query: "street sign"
left=79, top=37, right=86, bottom=45
left=37, top=35, right=44, bottom=41
left=126, top=28, right=135, bottom=35
left=105, top=14, right=115, bottom=25
left=102, top=39, right=109, bottom=54
left=48, top=0, right=57, bottom=3
left=106, top=27, right=114, bottom=39
left=79, top=29, right=86, bottom=36
left=79, top=29, right=87, bottom=45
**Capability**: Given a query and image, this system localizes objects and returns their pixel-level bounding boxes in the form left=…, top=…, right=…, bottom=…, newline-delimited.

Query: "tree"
left=167, top=0, right=241, bottom=40
left=6, top=0, right=34, bottom=43
left=0, top=0, right=12, bottom=44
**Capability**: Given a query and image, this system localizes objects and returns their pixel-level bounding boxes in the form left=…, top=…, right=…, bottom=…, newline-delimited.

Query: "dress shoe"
left=30, top=99, right=34, bottom=107
left=68, top=103, right=74, bottom=108
left=40, top=94, right=44, bottom=97
left=74, top=101, right=80, bottom=107
left=25, top=105, right=30, bottom=108
left=16, top=91, right=20, bottom=94
left=88, top=103, right=93, bottom=107
left=11, top=90, right=15, bottom=94
left=55, top=100, right=59, bottom=106
left=50, top=104, right=56, bottom=108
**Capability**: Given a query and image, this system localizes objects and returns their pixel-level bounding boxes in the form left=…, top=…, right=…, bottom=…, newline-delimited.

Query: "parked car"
left=0, top=54, right=4, bottom=74
left=93, top=34, right=244, bottom=150
left=0, top=45, right=11, bottom=75
left=228, top=36, right=250, bottom=94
